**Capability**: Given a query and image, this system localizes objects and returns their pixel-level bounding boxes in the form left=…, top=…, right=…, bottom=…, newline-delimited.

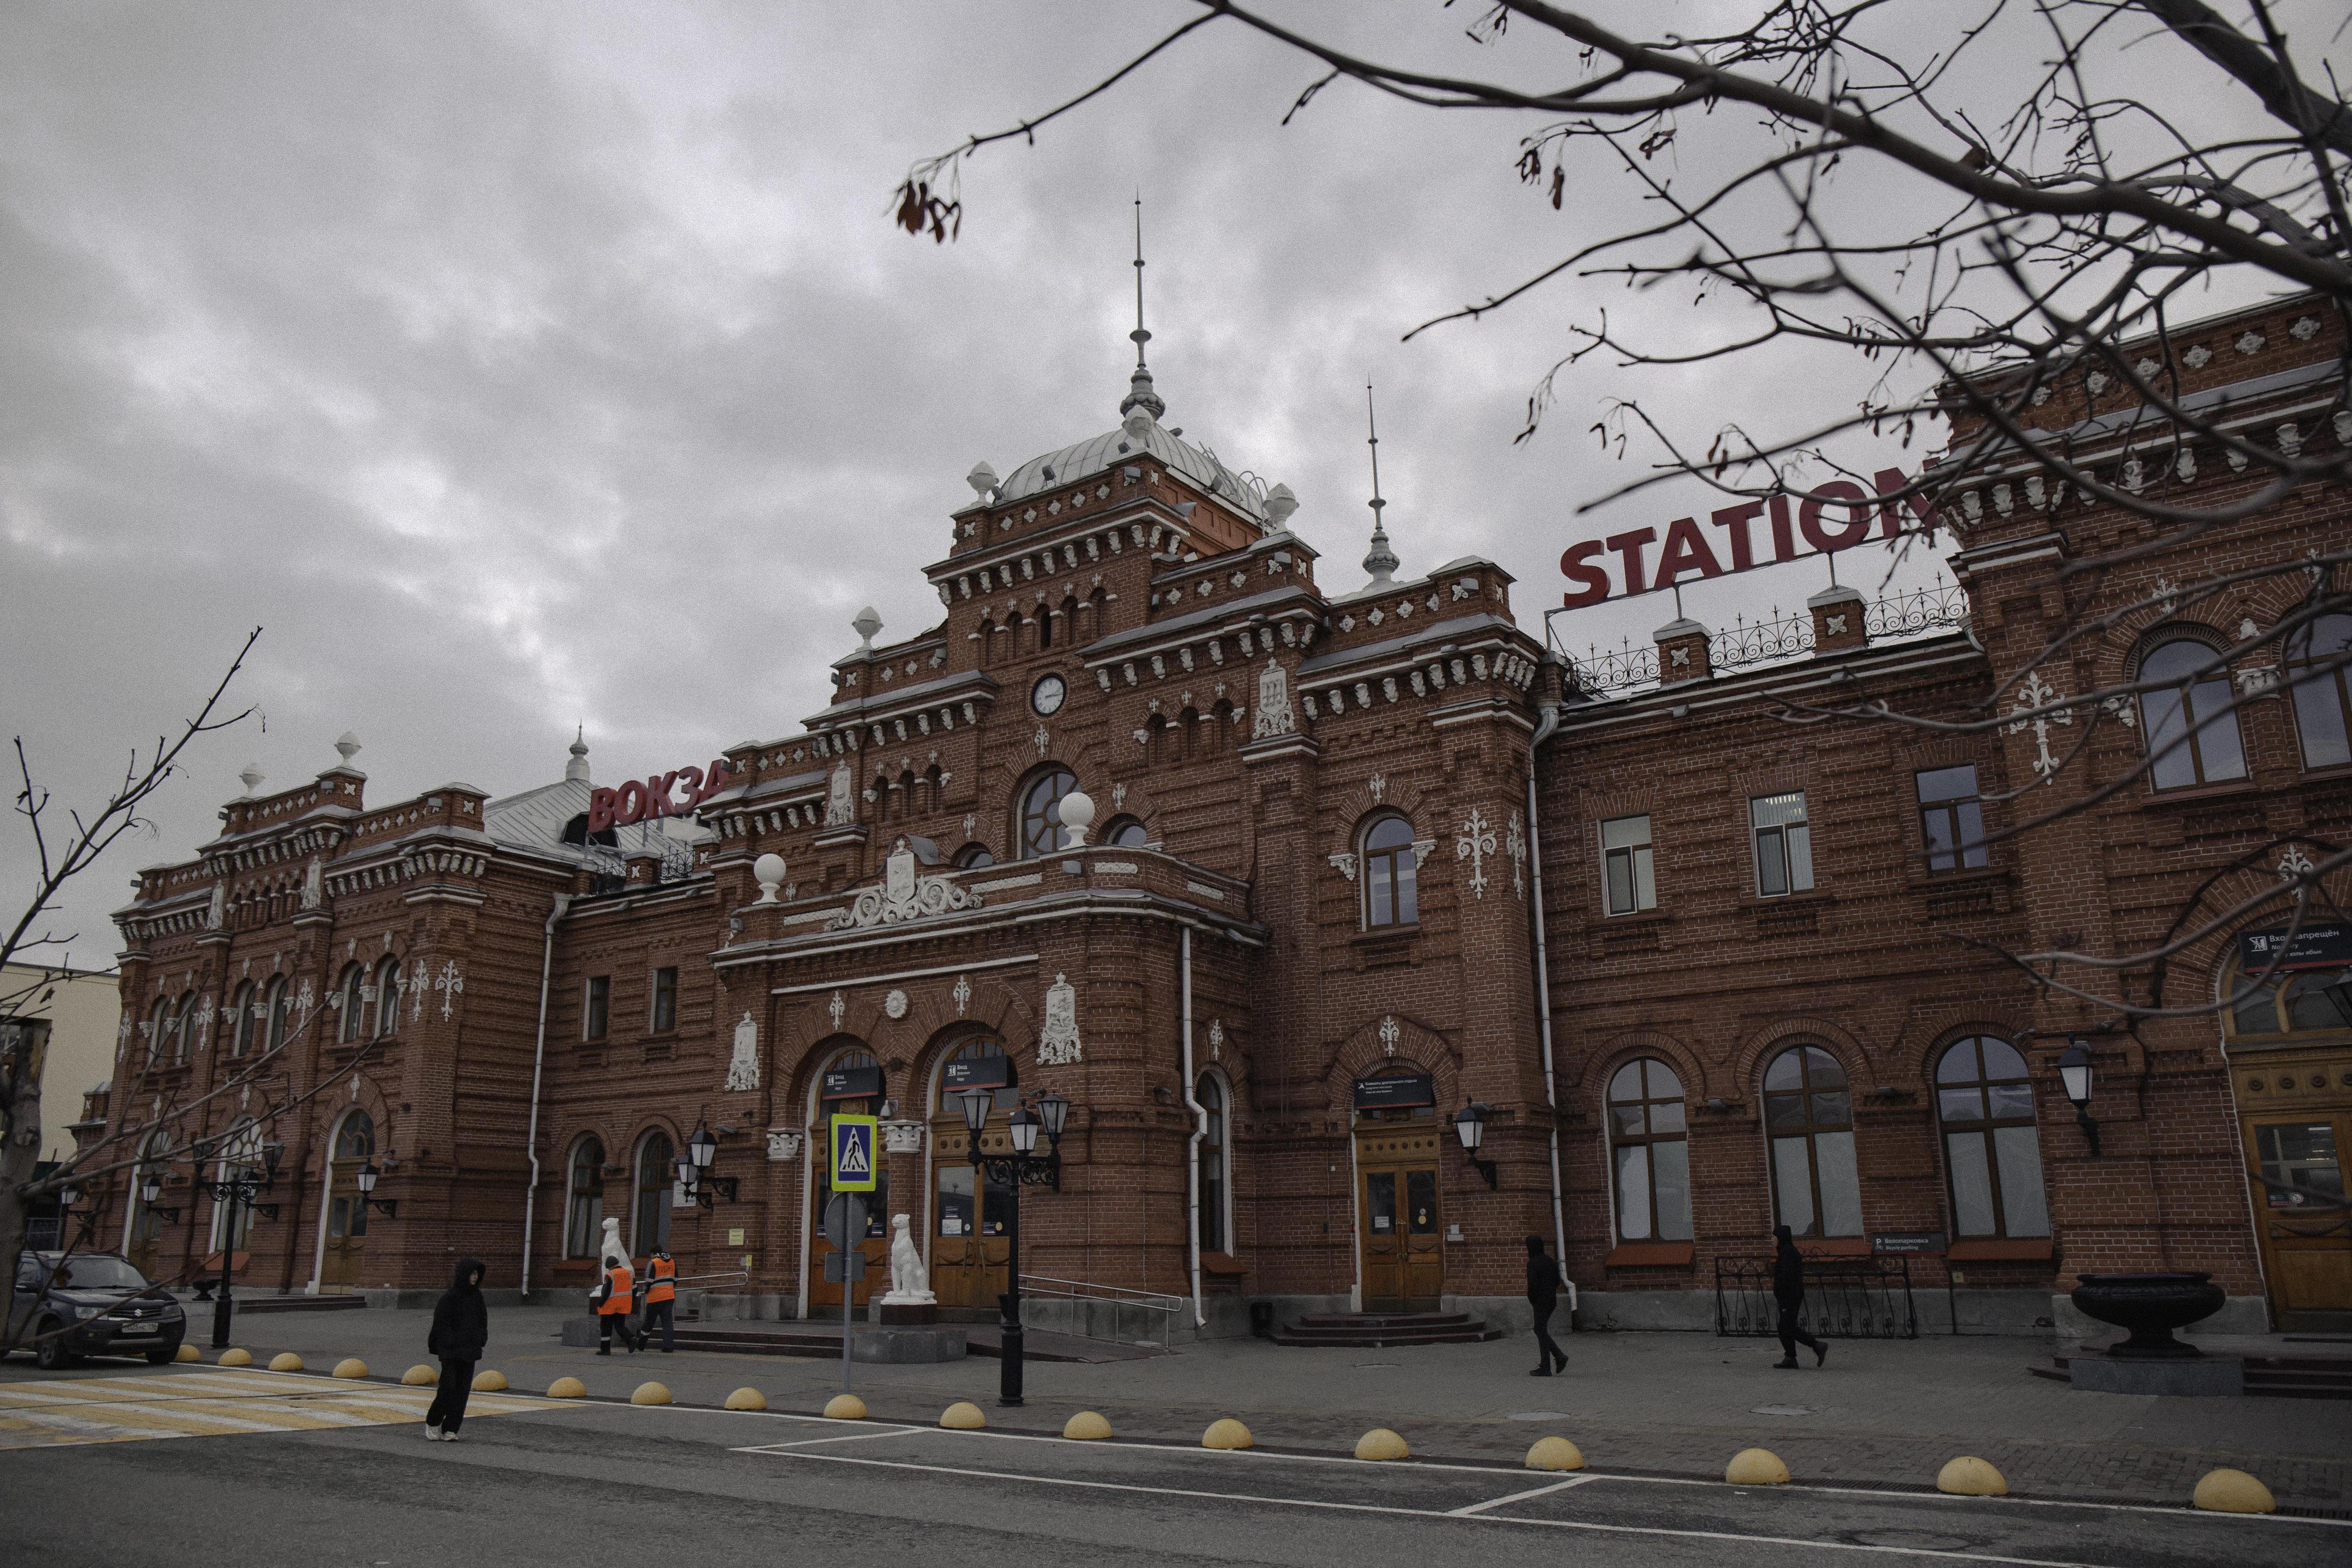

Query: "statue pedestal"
left=877, top=1296, right=938, bottom=1327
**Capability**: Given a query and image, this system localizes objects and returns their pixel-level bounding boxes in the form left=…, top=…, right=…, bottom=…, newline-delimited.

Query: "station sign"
left=1559, top=468, right=1940, bottom=609
left=586, top=760, right=732, bottom=834
left=942, top=1053, right=1015, bottom=1093
left=2239, top=922, right=2352, bottom=973
left=1871, top=1232, right=1948, bottom=1255
left=1352, top=1073, right=1436, bottom=1111
left=821, top=1064, right=883, bottom=1102
left=828, top=1115, right=878, bottom=1193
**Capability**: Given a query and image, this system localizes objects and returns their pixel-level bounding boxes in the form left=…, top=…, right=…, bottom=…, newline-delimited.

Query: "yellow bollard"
left=174, top=1344, right=201, bottom=1363
left=332, top=1358, right=369, bottom=1380
left=547, top=1377, right=587, bottom=1399
left=940, top=1401, right=987, bottom=1430
left=631, top=1381, right=672, bottom=1406
left=724, top=1387, right=768, bottom=1411
left=2193, top=1469, right=2276, bottom=1514
left=268, top=1352, right=303, bottom=1373
left=217, top=1348, right=252, bottom=1367
left=1725, top=1448, right=1791, bottom=1485
left=823, top=1393, right=867, bottom=1420
left=1201, top=1418, right=1254, bottom=1450
left=471, top=1369, right=508, bottom=1393
left=1526, top=1436, right=1586, bottom=1472
left=402, top=1363, right=438, bottom=1386
left=1936, top=1456, right=2007, bottom=1497
left=1063, top=1411, right=1112, bottom=1441
left=1355, top=1428, right=1410, bottom=1461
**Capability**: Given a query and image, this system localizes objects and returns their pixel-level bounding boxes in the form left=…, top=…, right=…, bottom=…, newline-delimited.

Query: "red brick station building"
left=85, top=294, right=2351, bottom=1339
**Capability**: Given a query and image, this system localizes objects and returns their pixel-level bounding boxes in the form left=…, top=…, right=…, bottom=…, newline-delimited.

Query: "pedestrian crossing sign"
left=829, top=1115, right=878, bottom=1191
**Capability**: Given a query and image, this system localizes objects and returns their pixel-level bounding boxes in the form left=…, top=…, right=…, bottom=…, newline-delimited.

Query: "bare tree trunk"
left=1, top=1019, right=51, bottom=1307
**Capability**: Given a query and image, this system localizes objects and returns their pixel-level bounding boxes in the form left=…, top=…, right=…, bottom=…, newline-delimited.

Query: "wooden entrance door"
left=127, top=1202, right=164, bottom=1280
left=1357, top=1129, right=1443, bottom=1311
left=322, top=1112, right=374, bottom=1291
left=930, top=1128, right=1014, bottom=1309
left=2247, top=1110, right=2351, bottom=1331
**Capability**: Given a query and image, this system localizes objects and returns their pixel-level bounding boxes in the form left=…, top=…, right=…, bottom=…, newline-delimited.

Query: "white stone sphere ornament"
left=753, top=853, right=787, bottom=903
left=1056, top=790, right=1096, bottom=845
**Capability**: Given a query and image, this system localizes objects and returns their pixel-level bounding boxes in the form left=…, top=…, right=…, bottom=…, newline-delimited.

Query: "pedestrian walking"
left=592, top=1251, right=639, bottom=1354
left=1526, top=1233, right=1567, bottom=1377
left=1771, top=1224, right=1828, bottom=1370
left=424, top=1257, right=488, bottom=1441
left=641, top=1245, right=678, bottom=1353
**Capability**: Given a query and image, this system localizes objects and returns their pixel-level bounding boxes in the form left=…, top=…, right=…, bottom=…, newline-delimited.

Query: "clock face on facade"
left=1031, top=673, right=1066, bottom=716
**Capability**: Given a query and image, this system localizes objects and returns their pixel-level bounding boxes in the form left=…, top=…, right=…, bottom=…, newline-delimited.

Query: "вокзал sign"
left=588, top=761, right=731, bottom=833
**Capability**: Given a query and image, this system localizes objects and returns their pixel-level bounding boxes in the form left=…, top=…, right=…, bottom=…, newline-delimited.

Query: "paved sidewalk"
left=16, top=1306, right=2345, bottom=1509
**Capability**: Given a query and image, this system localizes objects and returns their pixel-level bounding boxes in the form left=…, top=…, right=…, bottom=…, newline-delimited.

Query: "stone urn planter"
left=2070, top=1272, right=2226, bottom=1358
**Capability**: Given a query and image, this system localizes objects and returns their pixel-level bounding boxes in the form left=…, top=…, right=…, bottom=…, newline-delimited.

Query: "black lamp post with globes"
left=962, top=1084, right=1069, bottom=1406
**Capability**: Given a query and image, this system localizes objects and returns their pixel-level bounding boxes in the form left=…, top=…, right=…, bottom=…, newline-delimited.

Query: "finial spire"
left=1362, top=378, right=1398, bottom=586
left=565, top=726, right=591, bottom=783
left=1119, top=193, right=1165, bottom=423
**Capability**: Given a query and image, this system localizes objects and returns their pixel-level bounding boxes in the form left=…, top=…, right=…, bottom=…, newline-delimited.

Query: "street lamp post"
left=963, top=1085, right=1069, bottom=1407
left=207, top=1139, right=284, bottom=1348
left=673, top=1120, right=738, bottom=1209
left=2056, top=1043, right=2101, bottom=1157
left=1453, top=1101, right=1498, bottom=1189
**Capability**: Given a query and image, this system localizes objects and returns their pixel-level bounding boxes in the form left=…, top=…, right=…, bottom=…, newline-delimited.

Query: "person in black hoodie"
left=424, top=1257, right=488, bottom=1440
left=1771, top=1225, right=1828, bottom=1369
left=1526, top=1234, right=1567, bottom=1376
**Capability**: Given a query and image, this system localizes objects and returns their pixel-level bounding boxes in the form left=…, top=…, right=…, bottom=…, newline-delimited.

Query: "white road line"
left=742, top=1426, right=930, bottom=1450
left=1446, top=1474, right=1597, bottom=1514
left=744, top=1448, right=2114, bottom=1568
left=1572, top=1470, right=2352, bottom=1528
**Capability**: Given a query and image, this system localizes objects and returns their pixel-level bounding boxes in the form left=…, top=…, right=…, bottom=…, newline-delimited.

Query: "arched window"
left=338, top=964, right=366, bottom=1043
left=954, top=843, right=995, bottom=869
left=2285, top=612, right=2352, bottom=770
left=564, top=1137, right=606, bottom=1258
left=176, top=990, right=198, bottom=1061
left=2139, top=638, right=2248, bottom=789
left=932, top=1038, right=1014, bottom=1115
left=1102, top=816, right=1149, bottom=849
left=1038, top=606, right=1053, bottom=649
left=335, top=1110, right=374, bottom=1161
left=1018, top=768, right=1078, bottom=859
left=632, top=1129, right=675, bottom=1255
left=127, top=1131, right=171, bottom=1274
left=1362, top=813, right=1419, bottom=927
left=373, top=957, right=402, bottom=1038
left=146, top=997, right=168, bottom=1066
left=2226, top=944, right=2352, bottom=1038
left=1935, top=1037, right=2049, bottom=1239
left=1607, top=1059, right=1692, bottom=1243
left=1197, top=1073, right=1229, bottom=1252
left=264, top=978, right=290, bottom=1051
left=931, top=1039, right=1011, bottom=1247
left=1764, top=1045, right=1863, bottom=1238
left=229, top=981, right=255, bottom=1058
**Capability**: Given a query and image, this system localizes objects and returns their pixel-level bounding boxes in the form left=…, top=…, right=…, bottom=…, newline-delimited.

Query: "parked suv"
left=10, top=1251, right=185, bottom=1370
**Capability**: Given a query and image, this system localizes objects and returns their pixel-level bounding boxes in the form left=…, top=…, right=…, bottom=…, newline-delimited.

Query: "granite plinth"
left=2068, top=1353, right=2245, bottom=1396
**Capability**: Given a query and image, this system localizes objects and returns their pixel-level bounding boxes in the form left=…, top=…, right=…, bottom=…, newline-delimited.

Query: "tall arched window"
left=2226, top=944, right=2352, bottom=1038
left=1935, top=1037, right=2049, bottom=1239
left=932, top=1038, right=1011, bottom=1250
left=373, top=957, right=402, bottom=1037
left=1764, top=1045, right=1863, bottom=1238
left=2286, top=612, right=2352, bottom=771
left=127, top=1131, right=171, bottom=1276
left=338, top=963, right=366, bottom=1043
left=1018, top=768, right=1078, bottom=859
left=2139, top=638, right=2248, bottom=789
left=177, top=990, right=199, bottom=1061
left=633, top=1129, right=675, bottom=1254
left=564, top=1137, right=605, bottom=1258
left=1101, top=816, right=1149, bottom=848
left=1362, top=813, right=1419, bottom=927
left=264, top=978, right=290, bottom=1051
left=227, top=987, right=255, bottom=1062
left=1607, top=1058, right=1692, bottom=1243
left=1196, top=1073, right=1229, bottom=1253
left=145, top=997, right=168, bottom=1066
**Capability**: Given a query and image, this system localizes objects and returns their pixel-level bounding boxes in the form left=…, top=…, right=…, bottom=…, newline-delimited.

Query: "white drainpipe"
left=1179, top=925, right=1207, bottom=1328
left=1525, top=685, right=1575, bottom=1316
left=518, top=893, right=572, bottom=1299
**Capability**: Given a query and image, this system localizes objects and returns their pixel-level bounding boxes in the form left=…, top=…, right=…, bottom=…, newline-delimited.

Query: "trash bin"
left=1249, top=1301, right=1274, bottom=1338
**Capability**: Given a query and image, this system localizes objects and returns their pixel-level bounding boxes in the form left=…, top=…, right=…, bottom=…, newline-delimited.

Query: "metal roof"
left=995, top=420, right=1270, bottom=524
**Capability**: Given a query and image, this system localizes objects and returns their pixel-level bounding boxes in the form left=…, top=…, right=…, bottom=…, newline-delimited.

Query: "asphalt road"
left=8, top=1390, right=2343, bottom=1568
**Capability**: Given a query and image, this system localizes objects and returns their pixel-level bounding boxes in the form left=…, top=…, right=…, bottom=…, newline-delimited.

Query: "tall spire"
left=1362, top=378, right=1398, bottom=586
left=565, top=726, right=591, bottom=783
left=1119, top=193, right=1165, bottom=423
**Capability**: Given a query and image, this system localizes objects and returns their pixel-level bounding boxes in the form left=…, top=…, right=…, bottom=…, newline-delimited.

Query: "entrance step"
left=1271, top=1311, right=1503, bottom=1347
left=177, top=1292, right=367, bottom=1315
left=2033, top=1350, right=2352, bottom=1399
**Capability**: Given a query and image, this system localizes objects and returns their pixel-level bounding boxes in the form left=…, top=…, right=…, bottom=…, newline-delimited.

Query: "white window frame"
left=1600, top=815, right=1656, bottom=916
left=1750, top=791, right=1814, bottom=897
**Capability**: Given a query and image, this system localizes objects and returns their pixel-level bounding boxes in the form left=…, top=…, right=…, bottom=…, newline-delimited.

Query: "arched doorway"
left=632, top=1129, right=676, bottom=1257
left=1352, top=1064, right=1443, bottom=1312
left=930, top=1037, right=1017, bottom=1309
left=322, top=1111, right=375, bottom=1291
left=564, top=1137, right=606, bottom=1259
left=809, top=1047, right=889, bottom=1309
left=127, top=1132, right=171, bottom=1279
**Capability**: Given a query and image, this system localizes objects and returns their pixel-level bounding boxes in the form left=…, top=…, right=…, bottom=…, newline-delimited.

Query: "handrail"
left=1017, top=1273, right=1185, bottom=1348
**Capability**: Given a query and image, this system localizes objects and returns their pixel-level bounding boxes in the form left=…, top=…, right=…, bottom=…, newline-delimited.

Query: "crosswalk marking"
left=0, top=1366, right=574, bottom=1450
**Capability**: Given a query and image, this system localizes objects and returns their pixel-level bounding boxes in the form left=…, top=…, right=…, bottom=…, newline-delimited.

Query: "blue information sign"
left=829, top=1115, right=878, bottom=1193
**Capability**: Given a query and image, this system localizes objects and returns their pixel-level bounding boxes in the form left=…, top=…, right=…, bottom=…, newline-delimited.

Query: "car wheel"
left=147, top=1345, right=178, bottom=1365
left=33, top=1320, right=77, bottom=1371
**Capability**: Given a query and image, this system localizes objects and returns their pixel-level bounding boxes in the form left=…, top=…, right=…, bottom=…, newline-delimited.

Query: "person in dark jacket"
left=1771, top=1225, right=1828, bottom=1369
left=424, top=1257, right=489, bottom=1439
left=1526, top=1234, right=1567, bottom=1376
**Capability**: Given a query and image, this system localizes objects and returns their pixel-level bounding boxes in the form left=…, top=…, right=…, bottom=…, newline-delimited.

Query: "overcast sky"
left=4, top=1, right=2333, bottom=965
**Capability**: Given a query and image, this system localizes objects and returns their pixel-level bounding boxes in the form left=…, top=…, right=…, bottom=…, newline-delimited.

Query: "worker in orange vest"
left=641, top=1246, right=678, bottom=1354
left=592, top=1253, right=639, bottom=1354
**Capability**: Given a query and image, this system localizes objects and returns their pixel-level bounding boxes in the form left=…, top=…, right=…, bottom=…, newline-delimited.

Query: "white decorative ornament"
left=435, top=959, right=464, bottom=1020
left=884, top=989, right=909, bottom=1020
left=2290, top=316, right=2321, bottom=341
left=2278, top=422, right=2302, bottom=457
left=2085, top=372, right=2107, bottom=395
left=1456, top=807, right=1496, bottom=899
left=1367, top=774, right=1386, bottom=803
left=828, top=990, right=846, bottom=1031
left=1507, top=809, right=1527, bottom=900
left=1036, top=973, right=1083, bottom=1066
left=725, top=1011, right=760, bottom=1092
left=2135, top=357, right=2161, bottom=377
left=1378, top=1015, right=1401, bottom=1057
left=2005, top=671, right=2073, bottom=781
left=1412, top=837, right=1436, bottom=868
left=1252, top=659, right=1295, bottom=739
left=302, top=859, right=323, bottom=909
left=832, top=837, right=984, bottom=930
left=207, top=884, right=225, bottom=930
left=410, top=958, right=429, bottom=1021
left=766, top=1128, right=802, bottom=1162
left=882, top=1121, right=925, bottom=1155
left=1327, top=852, right=1359, bottom=881
left=2279, top=844, right=2317, bottom=882
left=2182, top=344, right=2211, bottom=368
left=953, top=974, right=971, bottom=1015
left=1207, top=1018, right=1224, bottom=1061
left=824, top=762, right=856, bottom=827
left=2236, top=331, right=2265, bottom=355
